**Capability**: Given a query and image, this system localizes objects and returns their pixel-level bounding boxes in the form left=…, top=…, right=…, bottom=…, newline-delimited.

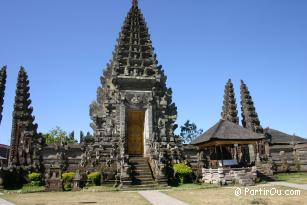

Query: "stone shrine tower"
left=85, top=0, right=181, bottom=185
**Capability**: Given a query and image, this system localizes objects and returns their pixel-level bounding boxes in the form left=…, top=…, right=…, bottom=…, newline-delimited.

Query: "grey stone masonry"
left=8, top=67, right=42, bottom=170
left=221, top=79, right=239, bottom=124
left=240, top=80, right=263, bottom=133
left=85, top=0, right=182, bottom=184
left=0, top=66, right=7, bottom=125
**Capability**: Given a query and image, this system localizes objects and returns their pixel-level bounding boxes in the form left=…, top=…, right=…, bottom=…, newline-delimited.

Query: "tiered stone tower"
left=85, top=0, right=180, bottom=184
left=0, top=66, right=7, bottom=125
left=8, top=67, right=42, bottom=170
left=221, top=79, right=239, bottom=124
left=240, top=80, right=263, bottom=133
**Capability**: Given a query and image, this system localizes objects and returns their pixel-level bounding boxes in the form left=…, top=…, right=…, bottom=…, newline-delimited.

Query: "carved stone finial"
left=132, top=0, right=138, bottom=7
left=8, top=66, right=41, bottom=168
left=221, top=79, right=239, bottom=124
left=0, top=66, right=7, bottom=125
left=240, top=80, right=263, bottom=133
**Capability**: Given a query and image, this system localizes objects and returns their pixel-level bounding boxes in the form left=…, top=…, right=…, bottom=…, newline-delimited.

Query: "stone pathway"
left=0, top=198, right=15, bottom=205
left=138, top=190, right=189, bottom=205
left=269, top=182, right=307, bottom=190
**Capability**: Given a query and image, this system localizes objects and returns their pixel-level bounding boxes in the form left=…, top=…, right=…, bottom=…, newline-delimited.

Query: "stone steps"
left=235, top=175, right=255, bottom=186
left=128, top=156, right=160, bottom=189
left=132, top=175, right=154, bottom=180
left=132, top=164, right=152, bottom=168
left=132, top=172, right=153, bottom=176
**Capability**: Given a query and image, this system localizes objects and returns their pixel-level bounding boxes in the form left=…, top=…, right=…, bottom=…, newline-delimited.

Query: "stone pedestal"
left=47, top=177, right=63, bottom=192
left=46, top=170, right=63, bottom=192
left=72, top=170, right=82, bottom=191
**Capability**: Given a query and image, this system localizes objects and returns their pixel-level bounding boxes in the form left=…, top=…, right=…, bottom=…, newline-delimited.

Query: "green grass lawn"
left=3, top=184, right=120, bottom=194
left=3, top=185, right=46, bottom=194
left=1, top=191, right=151, bottom=205
left=167, top=183, right=219, bottom=190
left=81, top=185, right=120, bottom=192
left=2, top=183, right=306, bottom=205
left=274, top=172, right=307, bottom=184
left=164, top=186, right=307, bottom=205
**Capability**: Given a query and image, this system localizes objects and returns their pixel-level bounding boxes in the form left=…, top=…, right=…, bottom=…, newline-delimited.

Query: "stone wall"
left=41, top=145, right=82, bottom=172
left=202, top=167, right=257, bottom=186
left=182, top=145, right=204, bottom=179
left=270, top=143, right=307, bottom=172
left=296, top=143, right=307, bottom=171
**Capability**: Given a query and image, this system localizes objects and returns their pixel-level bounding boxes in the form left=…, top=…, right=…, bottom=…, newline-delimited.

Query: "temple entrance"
left=127, top=110, right=145, bottom=156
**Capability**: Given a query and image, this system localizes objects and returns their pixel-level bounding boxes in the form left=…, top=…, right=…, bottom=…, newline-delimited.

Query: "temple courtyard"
left=1, top=186, right=306, bottom=205
left=1, top=176, right=307, bottom=205
left=0, top=1, right=306, bottom=205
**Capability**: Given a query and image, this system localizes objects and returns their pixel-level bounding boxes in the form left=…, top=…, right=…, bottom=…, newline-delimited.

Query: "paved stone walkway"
left=0, top=198, right=15, bottom=205
left=269, top=182, right=307, bottom=190
left=138, top=190, right=189, bottom=205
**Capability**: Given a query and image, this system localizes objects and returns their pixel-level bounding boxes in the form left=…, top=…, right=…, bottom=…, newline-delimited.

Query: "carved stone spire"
left=90, top=1, right=174, bottom=127
left=240, top=80, right=263, bottom=133
left=221, top=79, right=239, bottom=124
left=103, top=0, right=159, bottom=80
left=0, top=66, right=7, bottom=125
left=9, top=67, right=42, bottom=168
left=89, top=1, right=179, bottom=182
left=132, top=0, right=138, bottom=7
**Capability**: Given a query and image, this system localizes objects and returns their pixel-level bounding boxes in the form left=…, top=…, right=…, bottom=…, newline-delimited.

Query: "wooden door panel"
left=127, top=111, right=145, bottom=155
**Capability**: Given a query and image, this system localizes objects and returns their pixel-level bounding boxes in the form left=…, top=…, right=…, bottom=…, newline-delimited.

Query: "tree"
left=43, top=126, right=77, bottom=145
left=180, top=120, right=203, bottom=144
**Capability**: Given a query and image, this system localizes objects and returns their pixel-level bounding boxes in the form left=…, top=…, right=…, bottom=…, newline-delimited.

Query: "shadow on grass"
left=167, top=183, right=219, bottom=191
left=4, top=184, right=46, bottom=193
left=81, top=185, right=120, bottom=192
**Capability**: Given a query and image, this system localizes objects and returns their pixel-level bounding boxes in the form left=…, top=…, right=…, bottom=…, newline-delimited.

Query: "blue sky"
left=0, top=0, right=306, bottom=144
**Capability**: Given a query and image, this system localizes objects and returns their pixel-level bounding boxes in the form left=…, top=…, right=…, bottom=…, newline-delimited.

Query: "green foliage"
left=173, top=163, right=193, bottom=184
left=28, top=172, right=42, bottom=186
left=30, top=181, right=41, bottom=186
left=62, top=172, right=75, bottom=191
left=180, top=120, right=203, bottom=144
left=22, top=184, right=45, bottom=193
left=64, top=183, right=72, bottom=191
left=87, top=172, right=101, bottom=186
left=43, top=126, right=77, bottom=145
left=28, top=173, right=42, bottom=182
left=62, top=172, right=75, bottom=183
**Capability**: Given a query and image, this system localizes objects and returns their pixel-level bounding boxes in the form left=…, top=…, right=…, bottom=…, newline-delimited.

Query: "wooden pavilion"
left=191, top=120, right=265, bottom=168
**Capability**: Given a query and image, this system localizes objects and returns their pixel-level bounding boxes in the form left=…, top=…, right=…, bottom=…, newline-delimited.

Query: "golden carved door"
left=127, top=111, right=145, bottom=155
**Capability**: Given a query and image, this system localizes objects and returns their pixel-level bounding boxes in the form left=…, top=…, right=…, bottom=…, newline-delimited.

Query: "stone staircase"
left=235, top=171, right=255, bottom=186
left=127, top=156, right=160, bottom=190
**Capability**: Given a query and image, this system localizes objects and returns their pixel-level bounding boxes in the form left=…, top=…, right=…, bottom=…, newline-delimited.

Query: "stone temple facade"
left=4, top=0, right=182, bottom=189
left=83, top=0, right=181, bottom=184
left=2, top=0, right=306, bottom=191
